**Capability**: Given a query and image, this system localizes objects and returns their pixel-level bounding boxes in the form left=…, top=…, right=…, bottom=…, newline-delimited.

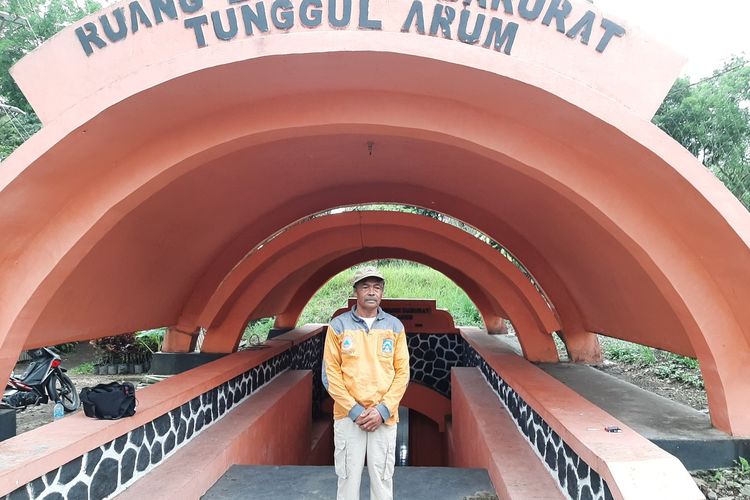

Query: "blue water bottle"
left=53, top=400, right=64, bottom=420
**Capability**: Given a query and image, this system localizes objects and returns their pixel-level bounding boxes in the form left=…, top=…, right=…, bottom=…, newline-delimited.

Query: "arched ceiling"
left=14, top=127, right=736, bottom=358
left=181, top=211, right=562, bottom=361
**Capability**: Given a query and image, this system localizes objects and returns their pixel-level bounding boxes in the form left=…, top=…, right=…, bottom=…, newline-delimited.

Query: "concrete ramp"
left=203, top=466, right=497, bottom=500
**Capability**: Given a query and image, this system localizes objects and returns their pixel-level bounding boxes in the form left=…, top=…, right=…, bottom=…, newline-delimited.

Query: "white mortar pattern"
left=4, top=337, right=322, bottom=500
left=465, top=344, right=612, bottom=500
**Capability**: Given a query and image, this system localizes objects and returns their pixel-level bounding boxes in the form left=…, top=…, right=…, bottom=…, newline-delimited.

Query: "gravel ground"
left=10, top=373, right=147, bottom=434
left=8, top=343, right=149, bottom=434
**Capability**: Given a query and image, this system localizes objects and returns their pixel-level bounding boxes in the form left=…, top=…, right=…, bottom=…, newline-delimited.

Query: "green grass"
left=70, top=361, right=95, bottom=375
left=242, top=261, right=485, bottom=342
left=737, top=456, right=750, bottom=475
left=239, top=261, right=705, bottom=392
left=296, top=261, right=484, bottom=327
left=599, top=336, right=703, bottom=389
left=600, top=337, right=657, bottom=365
left=243, top=318, right=274, bottom=343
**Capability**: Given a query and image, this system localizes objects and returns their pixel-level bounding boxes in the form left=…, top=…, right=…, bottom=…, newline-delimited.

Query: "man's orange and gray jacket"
left=322, top=306, right=410, bottom=425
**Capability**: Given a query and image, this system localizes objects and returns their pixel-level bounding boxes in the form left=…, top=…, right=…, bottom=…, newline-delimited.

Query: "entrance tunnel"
left=2, top=0, right=750, bottom=497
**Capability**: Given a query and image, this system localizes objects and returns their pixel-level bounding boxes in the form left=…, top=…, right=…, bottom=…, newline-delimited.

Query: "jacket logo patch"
left=342, top=336, right=354, bottom=351
left=381, top=338, right=394, bottom=354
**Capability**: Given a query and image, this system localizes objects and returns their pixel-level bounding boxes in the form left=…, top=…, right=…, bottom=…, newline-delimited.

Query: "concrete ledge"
left=400, top=383, right=451, bottom=432
left=462, top=329, right=702, bottom=500
left=540, top=362, right=750, bottom=470
left=116, top=370, right=312, bottom=499
left=307, top=417, right=333, bottom=466
left=267, top=327, right=293, bottom=339
left=150, top=352, right=226, bottom=375
left=654, top=439, right=750, bottom=471
left=451, top=367, right=565, bottom=499
left=0, top=410, right=15, bottom=442
left=0, top=324, right=324, bottom=496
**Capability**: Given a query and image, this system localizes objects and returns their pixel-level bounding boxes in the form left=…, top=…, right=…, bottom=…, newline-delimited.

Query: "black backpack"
left=79, top=382, right=137, bottom=419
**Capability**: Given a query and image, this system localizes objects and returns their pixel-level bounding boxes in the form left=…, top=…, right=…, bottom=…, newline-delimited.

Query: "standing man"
left=322, top=266, right=410, bottom=500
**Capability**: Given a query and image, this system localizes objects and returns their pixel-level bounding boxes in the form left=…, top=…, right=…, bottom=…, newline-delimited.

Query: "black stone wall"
left=464, top=343, right=613, bottom=500
left=406, top=333, right=464, bottom=397
left=2, top=336, right=322, bottom=500
left=4, top=333, right=616, bottom=500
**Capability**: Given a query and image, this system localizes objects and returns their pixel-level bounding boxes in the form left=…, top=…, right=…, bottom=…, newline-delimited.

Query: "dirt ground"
left=6, top=343, right=750, bottom=498
left=596, top=360, right=708, bottom=412
left=8, top=343, right=148, bottom=434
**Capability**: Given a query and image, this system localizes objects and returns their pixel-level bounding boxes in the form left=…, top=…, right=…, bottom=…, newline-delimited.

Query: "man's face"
left=354, top=277, right=384, bottom=312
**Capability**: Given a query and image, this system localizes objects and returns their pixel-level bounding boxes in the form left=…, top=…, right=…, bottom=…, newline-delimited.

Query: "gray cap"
left=352, top=266, right=385, bottom=286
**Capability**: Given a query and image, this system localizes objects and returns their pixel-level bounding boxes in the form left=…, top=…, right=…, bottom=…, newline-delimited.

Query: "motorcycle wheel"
left=47, top=373, right=80, bottom=412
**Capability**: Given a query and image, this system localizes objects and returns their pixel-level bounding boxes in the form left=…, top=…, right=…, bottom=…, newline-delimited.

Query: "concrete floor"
left=539, top=361, right=750, bottom=470
left=203, top=466, right=497, bottom=500
left=485, top=334, right=749, bottom=469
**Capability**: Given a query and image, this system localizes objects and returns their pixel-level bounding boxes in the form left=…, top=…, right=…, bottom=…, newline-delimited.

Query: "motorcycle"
left=2, top=347, right=80, bottom=413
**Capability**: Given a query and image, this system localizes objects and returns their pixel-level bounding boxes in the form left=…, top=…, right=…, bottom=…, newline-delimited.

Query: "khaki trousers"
left=333, top=417, right=398, bottom=500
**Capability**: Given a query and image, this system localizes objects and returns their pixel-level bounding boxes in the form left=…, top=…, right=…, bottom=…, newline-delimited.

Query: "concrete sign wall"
left=12, top=0, right=682, bottom=123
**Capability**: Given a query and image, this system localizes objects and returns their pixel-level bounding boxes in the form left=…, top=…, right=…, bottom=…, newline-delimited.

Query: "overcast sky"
left=595, top=0, right=750, bottom=79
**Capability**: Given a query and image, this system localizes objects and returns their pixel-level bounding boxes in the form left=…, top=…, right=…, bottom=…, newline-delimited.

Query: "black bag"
left=79, top=382, right=137, bottom=419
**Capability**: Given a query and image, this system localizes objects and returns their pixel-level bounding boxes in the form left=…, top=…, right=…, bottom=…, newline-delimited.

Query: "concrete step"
left=202, top=465, right=497, bottom=500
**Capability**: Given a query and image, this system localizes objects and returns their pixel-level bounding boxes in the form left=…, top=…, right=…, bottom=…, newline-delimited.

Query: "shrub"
left=91, top=332, right=151, bottom=365
left=136, top=328, right=166, bottom=354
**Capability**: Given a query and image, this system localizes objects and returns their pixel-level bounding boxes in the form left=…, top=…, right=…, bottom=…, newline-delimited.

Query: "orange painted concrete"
left=0, top=0, right=749, bottom=435
left=189, top=212, right=563, bottom=361
left=13, top=1, right=681, bottom=124
left=461, top=329, right=703, bottom=499
left=331, top=298, right=460, bottom=335
left=409, top=410, right=447, bottom=468
left=307, top=418, right=334, bottom=466
left=0, top=326, right=322, bottom=496
left=451, top=367, right=565, bottom=499
left=445, top=420, right=456, bottom=468
left=400, top=379, right=452, bottom=433
left=117, top=370, right=312, bottom=499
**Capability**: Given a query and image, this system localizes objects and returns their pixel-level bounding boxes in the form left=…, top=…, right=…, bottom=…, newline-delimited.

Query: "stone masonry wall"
left=2, top=336, right=322, bottom=500
left=464, top=342, right=613, bottom=500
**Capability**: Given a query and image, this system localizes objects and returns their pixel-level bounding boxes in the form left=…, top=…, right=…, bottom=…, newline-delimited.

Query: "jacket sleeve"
left=379, top=328, right=410, bottom=419
left=322, top=325, right=361, bottom=418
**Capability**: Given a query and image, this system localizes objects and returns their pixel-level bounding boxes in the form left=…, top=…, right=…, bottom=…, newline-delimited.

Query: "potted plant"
left=90, top=333, right=139, bottom=374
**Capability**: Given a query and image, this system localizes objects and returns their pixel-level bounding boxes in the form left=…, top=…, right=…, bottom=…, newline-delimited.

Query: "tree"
left=653, top=57, right=750, bottom=209
left=0, top=0, right=100, bottom=160
left=0, top=109, right=41, bottom=159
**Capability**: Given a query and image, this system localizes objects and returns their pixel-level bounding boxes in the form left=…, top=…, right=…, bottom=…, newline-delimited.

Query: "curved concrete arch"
left=2, top=94, right=749, bottom=434
left=173, top=190, right=593, bottom=359
left=400, top=384, right=452, bottom=433
left=187, top=211, right=562, bottom=360
left=271, top=250, right=505, bottom=331
left=0, top=6, right=748, bottom=434
left=258, top=251, right=510, bottom=332
left=200, top=227, right=561, bottom=361
left=196, top=211, right=557, bottom=332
